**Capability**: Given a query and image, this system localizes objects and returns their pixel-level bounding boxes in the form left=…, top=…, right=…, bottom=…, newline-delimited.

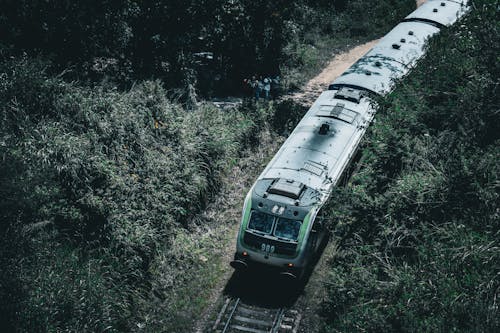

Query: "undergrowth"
left=0, top=59, right=271, bottom=331
left=319, top=1, right=499, bottom=332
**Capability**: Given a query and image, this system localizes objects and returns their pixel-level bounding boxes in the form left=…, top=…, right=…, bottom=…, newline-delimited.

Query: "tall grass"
left=0, top=57, right=271, bottom=331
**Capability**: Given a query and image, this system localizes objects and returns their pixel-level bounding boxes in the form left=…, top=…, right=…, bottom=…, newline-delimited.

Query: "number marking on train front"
left=261, top=243, right=275, bottom=253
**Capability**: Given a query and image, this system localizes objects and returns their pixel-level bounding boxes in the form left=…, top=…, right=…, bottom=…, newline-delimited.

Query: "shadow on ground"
left=222, top=233, right=330, bottom=309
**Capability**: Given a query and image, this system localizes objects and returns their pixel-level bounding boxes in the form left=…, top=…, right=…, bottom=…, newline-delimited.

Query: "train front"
left=230, top=178, right=322, bottom=279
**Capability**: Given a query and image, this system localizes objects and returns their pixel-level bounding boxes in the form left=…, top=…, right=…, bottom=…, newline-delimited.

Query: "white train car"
left=231, top=0, right=469, bottom=279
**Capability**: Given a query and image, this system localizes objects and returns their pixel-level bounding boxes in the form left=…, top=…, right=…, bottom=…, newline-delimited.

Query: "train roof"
left=404, top=0, right=469, bottom=27
left=329, top=21, right=440, bottom=95
left=256, top=89, right=375, bottom=199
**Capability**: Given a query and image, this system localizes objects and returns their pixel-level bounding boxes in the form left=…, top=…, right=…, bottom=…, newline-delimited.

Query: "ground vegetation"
left=318, top=1, right=499, bottom=331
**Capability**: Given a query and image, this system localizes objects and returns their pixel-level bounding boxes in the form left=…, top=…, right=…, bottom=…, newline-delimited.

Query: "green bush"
left=0, top=57, right=271, bottom=331
left=319, top=1, right=500, bottom=332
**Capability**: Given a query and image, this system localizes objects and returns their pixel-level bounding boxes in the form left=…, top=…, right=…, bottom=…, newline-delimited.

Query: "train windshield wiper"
left=274, top=236, right=297, bottom=243
left=247, top=229, right=268, bottom=237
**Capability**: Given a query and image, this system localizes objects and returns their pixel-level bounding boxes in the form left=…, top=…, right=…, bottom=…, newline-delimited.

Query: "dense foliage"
left=319, top=1, right=499, bottom=331
left=0, top=57, right=269, bottom=331
left=0, top=0, right=414, bottom=94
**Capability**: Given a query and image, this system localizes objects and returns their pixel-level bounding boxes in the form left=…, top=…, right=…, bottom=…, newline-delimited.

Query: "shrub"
left=0, top=57, right=272, bottom=331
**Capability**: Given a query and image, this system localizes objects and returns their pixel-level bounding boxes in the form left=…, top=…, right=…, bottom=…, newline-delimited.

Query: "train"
left=231, top=0, right=469, bottom=279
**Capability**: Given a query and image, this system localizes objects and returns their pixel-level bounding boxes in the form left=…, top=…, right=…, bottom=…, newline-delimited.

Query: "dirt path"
left=288, top=40, right=379, bottom=105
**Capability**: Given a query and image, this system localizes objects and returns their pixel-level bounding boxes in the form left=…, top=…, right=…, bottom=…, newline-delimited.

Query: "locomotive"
left=231, top=0, right=469, bottom=279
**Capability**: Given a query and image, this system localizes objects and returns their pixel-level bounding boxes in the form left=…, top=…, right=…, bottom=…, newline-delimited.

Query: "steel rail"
left=221, top=298, right=240, bottom=333
left=270, top=308, right=285, bottom=333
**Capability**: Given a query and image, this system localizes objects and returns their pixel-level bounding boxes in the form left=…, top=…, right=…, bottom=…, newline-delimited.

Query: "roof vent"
left=268, top=179, right=305, bottom=200
left=334, top=87, right=362, bottom=103
left=317, top=102, right=359, bottom=124
left=441, top=2, right=446, bottom=6
left=400, top=38, right=406, bottom=43
left=375, top=61, right=382, bottom=67
left=301, top=160, right=325, bottom=177
left=392, top=43, right=401, bottom=50
left=319, top=123, right=330, bottom=135
left=433, top=8, right=438, bottom=12
left=365, top=70, right=372, bottom=75
left=408, top=30, right=414, bottom=35
left=332, top=103, right=344, bottom=116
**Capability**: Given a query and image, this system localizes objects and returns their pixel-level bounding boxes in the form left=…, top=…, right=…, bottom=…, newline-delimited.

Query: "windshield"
left=274, top=217, right=302, bottom=241
left=248, top=211, right=274, bottom=234
left=247, top=210, right=302, bottom=241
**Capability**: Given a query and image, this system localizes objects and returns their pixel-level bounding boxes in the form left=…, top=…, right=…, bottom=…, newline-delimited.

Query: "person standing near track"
left=263, top=77, right=271, bottom=99
left=256, top=75, right=264, bottom=100
left=249, top=75, right=259, bottom=100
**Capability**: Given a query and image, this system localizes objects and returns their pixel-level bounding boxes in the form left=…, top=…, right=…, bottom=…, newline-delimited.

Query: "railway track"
left=212, top=297, right=301, bottom=333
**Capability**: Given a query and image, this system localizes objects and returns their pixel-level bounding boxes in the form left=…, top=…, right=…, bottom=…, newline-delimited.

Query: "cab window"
left=274, top=217, right=301, bottom=241
left=248, top=210, right=274, bottom=234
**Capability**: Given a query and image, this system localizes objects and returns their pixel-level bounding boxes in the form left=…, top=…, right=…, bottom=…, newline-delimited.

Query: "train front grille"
left=243, top=231, right=297, bottom=256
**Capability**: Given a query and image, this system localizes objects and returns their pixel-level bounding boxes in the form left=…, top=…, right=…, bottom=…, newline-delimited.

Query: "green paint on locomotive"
left=237, top=194, right=252, bottom=246
left=237, top=193, right=317, bottom=259
left=295, top=210, right=313, bottom=256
